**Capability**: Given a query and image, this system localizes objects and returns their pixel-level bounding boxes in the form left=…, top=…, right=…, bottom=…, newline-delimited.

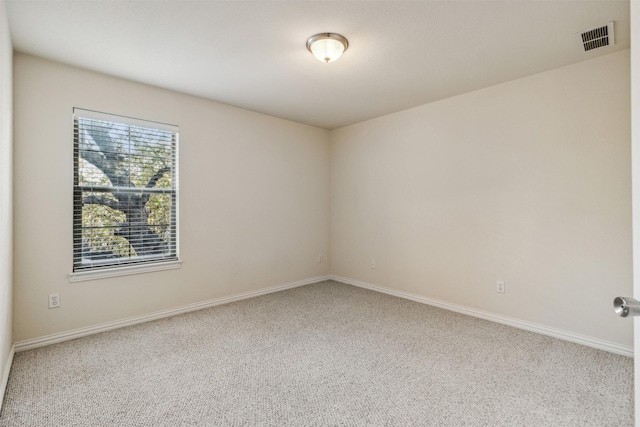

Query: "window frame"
left=69, top=108, right=180, bottom=282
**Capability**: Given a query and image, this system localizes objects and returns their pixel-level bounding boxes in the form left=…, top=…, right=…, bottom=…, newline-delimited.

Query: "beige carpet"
left=0, top=280, right=633, bottom=426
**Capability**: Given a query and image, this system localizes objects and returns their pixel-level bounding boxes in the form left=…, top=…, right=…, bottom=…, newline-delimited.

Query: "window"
left=72, top=108, right=179, bottom=279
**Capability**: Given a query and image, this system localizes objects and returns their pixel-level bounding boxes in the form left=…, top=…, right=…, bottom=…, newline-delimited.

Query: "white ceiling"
left=6, top=0, right=630, bottom=130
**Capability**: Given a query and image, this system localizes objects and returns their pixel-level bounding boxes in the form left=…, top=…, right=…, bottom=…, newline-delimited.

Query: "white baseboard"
left=331, top=275, right=633, bottom=358
left=14, top=275, right=331, bottom=352
left=13, top=274, right=632, bottom=358
left=0, top=344, right=15, bottom=413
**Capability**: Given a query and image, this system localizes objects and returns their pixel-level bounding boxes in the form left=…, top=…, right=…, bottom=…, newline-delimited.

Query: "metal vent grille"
left=577, top=22, right=614, bottom=52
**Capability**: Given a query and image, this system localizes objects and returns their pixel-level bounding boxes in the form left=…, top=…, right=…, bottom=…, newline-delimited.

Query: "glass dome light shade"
left=306, top=33, right=349, bottom=63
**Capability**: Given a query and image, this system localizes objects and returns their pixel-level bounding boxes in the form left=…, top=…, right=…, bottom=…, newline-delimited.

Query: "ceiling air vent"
left=577, top=22, right=614, bottom=52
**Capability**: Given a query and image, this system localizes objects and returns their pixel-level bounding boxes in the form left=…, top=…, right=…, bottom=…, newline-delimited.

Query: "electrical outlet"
left=371, top=259, right=376, bottom=269
left=497, top=281, right=505, bottom=293
left=49, top=293, right=60, bottom=309
left=318, top=254, right=323, bottom=263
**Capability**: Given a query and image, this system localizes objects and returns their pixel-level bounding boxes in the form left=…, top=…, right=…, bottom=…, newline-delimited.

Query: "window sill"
left=69, top=260, right=182, bottom=283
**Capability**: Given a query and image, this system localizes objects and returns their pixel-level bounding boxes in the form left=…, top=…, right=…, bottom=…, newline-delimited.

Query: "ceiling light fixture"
left=306, top=33, right=349, bottom=63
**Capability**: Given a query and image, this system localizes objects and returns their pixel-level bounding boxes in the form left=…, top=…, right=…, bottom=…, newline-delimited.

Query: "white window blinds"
left=73, top=108, right=179, bottom=272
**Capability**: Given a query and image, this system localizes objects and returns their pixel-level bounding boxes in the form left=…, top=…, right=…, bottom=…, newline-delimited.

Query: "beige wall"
left=11, top=49, right=633, bottom=349
left=12, top=53, right=330, bottom=342
left=330, top=50, right=633, bottom=346
left=0, top=0, right=13, bottom=401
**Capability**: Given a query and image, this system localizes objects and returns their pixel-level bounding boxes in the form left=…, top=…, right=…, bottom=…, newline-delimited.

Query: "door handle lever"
left=613, top=296, right=640, bottom=317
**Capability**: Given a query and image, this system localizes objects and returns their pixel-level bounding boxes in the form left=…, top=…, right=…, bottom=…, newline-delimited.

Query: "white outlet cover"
left=49, top=293, right=60, bottom=308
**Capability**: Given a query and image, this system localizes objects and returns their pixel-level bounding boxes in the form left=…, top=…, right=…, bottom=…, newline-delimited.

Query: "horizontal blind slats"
left=76, top=186, right=177, bottom=195
left=73, top=110, right=179, bottom=272
left=73, top=108, right=178, bottom=133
